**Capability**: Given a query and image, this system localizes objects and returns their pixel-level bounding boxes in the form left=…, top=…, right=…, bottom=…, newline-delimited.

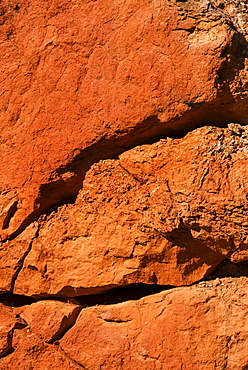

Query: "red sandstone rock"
left=0, top=327, right=79, bottom=369
left=0, top=0, right=248, bottom=242
left=0, top=1, right=248, bottom=368
left=1, top=277, right=248, bottom=369
left=0, top=303, right=20, bottom=358
left=19, top=300, right=81, bottom=343
left=0, top=222, right=38, bottom=293
left=59, top=277, right=248, bottom=370
left=212, top=0, right=248, bottom=35
left=13, top=124, right=248, bottom=297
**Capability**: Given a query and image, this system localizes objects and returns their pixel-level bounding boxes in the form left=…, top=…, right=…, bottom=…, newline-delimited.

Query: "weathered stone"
left=60, top=277, right=248, bottom=370
left=0, top=327, right=79, bottom=370
left=0, top=0, right=248, bottom=242
left=0, top=303, right=22, bottom=358
left=0, top=1, right=248, bottom=368
left=212, top=0, right=248, bottom=35
left=0, top=223, right=38, bottom=293
left=14, top=125, right=248, bottom=297
left=19, top=300, right=81, bottom=343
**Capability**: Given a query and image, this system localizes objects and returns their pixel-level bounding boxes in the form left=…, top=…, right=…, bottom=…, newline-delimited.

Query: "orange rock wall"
left=0, top=0, right=248, bottom=369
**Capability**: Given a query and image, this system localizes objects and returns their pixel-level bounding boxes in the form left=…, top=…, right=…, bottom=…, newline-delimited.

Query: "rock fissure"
left=1, top=0, right=248, bottom=244
left=1, top=119, right=235, bottom=243
left=1, top=1, right=248, bottom=367
left=2, top=257, right=248, bottom=309
left=0, top=283, right=174, bottom=307
left=57, top=347, right=89, bottom=370
left=10, top=223, right=41, bottom=293
left=5, top=123, right=247, bottom=300
left=48, top=306, right=83, bottom=344
left=0, top=321, right=27, bottom=359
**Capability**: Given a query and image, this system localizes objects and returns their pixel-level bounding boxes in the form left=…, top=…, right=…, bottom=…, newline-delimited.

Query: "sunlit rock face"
left=0, top=0, right=248, bottom=241
left=0, top=0, right=248, bottom=369
left=12, top=125, right=248, bottom=297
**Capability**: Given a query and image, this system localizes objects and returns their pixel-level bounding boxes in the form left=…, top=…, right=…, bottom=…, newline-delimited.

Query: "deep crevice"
left=2, top=201, right=18, bottom=230
left=0, top=322, right=27, bottom=359
left=6, top=114, right=247, bottom=242
left=2, top=13, right=248, bottom=251
left=5, top=23, right=248, bottom=242
left=0, top=329, right=15, bottom=359
left=48, top=306, right=82, bottom=343
left=0, top=293, right=37, bottom=307
left=1, top=260, right=248, bottom=309
left=9, top=225, right=40, bottom=292
left=0, top=0, right=247, bottom=247
left=0, top=283, right=174, bottom=308
left=73, top=283, right=174, bottom=307
left=205, top=259, right=248, bottom=280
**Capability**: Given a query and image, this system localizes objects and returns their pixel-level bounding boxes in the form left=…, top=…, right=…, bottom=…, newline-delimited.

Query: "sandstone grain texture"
left=0, top=303, right=25, bottom=358
left=0, top=0, right=248, bottom=241
left=19, top=300, right=81, bottom=343
left=0, top=327, right=80, bottom=370
left=0, top=222, right=38, bottom=293
left=59, top=277, right=248, bottom=370
left=1, top=278, right=248, bottom=369
left=212, top=0, right=248, bottom=34
left=13, top=124, right=248, bottom=297
left=0, top=0, right=248, bottom=369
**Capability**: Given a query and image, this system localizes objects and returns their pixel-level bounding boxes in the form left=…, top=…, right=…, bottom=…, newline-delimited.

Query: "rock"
left=0, top=223, right=38, bottom=293
left=0, top=303, right=25, bottom=358
left=0, top=0, right=248, bottom=241
left=13, top=125, right=248, bottom=297
left=2, top=278, right=248, bottom=369
left=0, top=327, right=80, bottom=370
left=19, top=300, right=81, bottom=343
left=0, top=1, right=248, bottom=367
left=59, top=277, right=248, bottom=370
left=212, top=0, right=248, bottom=35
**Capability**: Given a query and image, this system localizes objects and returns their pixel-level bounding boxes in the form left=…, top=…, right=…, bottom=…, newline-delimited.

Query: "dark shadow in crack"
left=5, top=24, right=248, bottom=242
left=0, top=293, right=37, bottom=307
left=69, top=283, right=174, bottom=307
left=0, top=322, right=27, bottom=359
left=205, top=259, right=248, bottom=280
left=0, top=283, right=174, bottom=307
left=164, top=219, right=228, bottom=267
left=2, top=201, right=18, bottom=230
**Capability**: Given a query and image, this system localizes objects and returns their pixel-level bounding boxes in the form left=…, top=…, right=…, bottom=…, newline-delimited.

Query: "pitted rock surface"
left=0, top=0, right=248, bottom=241
left=0, top=1, right=248, bottom=369
left=12, top=125, right=248, bottom=297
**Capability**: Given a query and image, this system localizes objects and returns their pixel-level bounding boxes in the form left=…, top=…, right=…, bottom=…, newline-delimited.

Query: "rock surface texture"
left=12, top=124, right=248, bottom=297
left=59, top=277, right=248, bottom=370
left=1, top=277, right=248, bottom=369
left=0, top=0, right=248, bottom=369
left=0, top=0, right=248, bottom=241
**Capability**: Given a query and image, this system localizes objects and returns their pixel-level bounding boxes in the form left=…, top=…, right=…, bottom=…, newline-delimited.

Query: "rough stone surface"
left=0, top=223, right=38, bottom=293
left=13, top=124, right=248, bottom=297
left=212, top=0, right=248, bottom=34
left=0, top=303, right=23, bottom=358
left=0, top=0, right=248, bottom=369
left=19, top=300, right=81, bottom=343
left=0, top=0, right=248, bottom=241
left=0, top=327, right=80, bottom=369
left=59, top=277, right=248, bottom=370
left=1, top=278, right=248, bottom=369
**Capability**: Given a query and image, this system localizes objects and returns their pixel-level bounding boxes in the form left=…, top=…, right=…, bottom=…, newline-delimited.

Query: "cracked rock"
left=13, top=125, right=248, bottom=296
left=60, top=277, right=248, bottom=370
left=0, top=0, right=248, bottom=241
left=19, top=300, right=82, bottom=343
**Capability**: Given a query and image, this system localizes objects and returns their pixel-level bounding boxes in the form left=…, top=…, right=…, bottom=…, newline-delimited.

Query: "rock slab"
left=0, top=0, right=248, bottom=240
left=13, top=124, right=248, bottom=297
